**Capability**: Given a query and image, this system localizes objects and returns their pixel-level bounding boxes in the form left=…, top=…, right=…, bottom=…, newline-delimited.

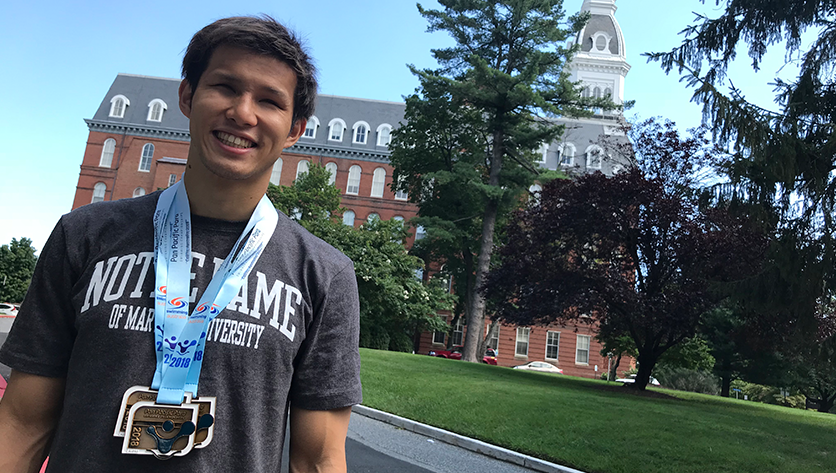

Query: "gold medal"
left=191, top=396, right=216, bottom=449
left=121, top=401, right=199, bottom=459
left=114, top=386, right=192, bottom=438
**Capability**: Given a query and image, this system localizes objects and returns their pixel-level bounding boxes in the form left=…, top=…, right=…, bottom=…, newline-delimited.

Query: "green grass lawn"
left=359, top=348, right=836, bottom=473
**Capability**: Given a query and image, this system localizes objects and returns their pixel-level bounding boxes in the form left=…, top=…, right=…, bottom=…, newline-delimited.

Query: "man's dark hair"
left=182, top=15, right=317, bottom=123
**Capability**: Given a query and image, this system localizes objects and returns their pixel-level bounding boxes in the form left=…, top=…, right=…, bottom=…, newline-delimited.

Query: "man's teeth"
left=216, top=131, right=255, bottom=148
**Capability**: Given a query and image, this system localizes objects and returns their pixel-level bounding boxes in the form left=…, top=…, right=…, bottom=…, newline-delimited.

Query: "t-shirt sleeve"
left=0, top=217, right=78, bottom=377
left=289, top=260, right=362, bottom=410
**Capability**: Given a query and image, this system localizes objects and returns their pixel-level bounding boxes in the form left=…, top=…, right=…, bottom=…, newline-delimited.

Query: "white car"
left=513, top=361, right=564, bottom=374
left=615, top=374, right=661, bottom=386
left=0, top=303, right=18, bottom=316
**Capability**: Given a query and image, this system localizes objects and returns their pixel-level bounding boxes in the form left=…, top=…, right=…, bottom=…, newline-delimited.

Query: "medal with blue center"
left=118, top=179, right=276, bottom=458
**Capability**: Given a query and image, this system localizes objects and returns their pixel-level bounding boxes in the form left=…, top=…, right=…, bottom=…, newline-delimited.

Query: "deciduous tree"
left=0, top=237, right=38, bottom=303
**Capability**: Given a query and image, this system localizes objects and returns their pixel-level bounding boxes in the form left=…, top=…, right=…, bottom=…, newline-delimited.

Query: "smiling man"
left=0, top=17, right=361, bottom=473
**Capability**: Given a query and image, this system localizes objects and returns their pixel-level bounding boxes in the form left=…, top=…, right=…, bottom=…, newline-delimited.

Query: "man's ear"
left=178, top=79, right=194, bottom=119
left=283, top=118, right=307, bottom=149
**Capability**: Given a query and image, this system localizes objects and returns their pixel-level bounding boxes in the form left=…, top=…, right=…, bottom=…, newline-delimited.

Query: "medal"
left=116, top=180, right=276, bottom=459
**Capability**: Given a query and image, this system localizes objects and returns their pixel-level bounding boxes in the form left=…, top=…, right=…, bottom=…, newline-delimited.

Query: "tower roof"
left=575, top=0, right=626, bottom=59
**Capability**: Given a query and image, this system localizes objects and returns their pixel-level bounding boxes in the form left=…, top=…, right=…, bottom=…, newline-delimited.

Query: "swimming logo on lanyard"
left=114, top=179, right=278, bottom=459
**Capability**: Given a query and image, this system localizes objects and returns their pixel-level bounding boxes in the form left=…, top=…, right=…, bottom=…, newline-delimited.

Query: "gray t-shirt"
left=0, top=192, right=362, bottom=472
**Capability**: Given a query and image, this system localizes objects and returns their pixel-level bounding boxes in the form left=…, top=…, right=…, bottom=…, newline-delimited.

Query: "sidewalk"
left=351, top=405, right=587, bottom=473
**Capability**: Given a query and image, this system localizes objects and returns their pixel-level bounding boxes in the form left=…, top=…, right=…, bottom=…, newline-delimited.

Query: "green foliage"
left=266, top=169, right=453, bottom=352
left=657, top=336, right=716, bottom=372
left=0, top=237, right=38, bottom=302
left=730, top=380, right=808, bottom=411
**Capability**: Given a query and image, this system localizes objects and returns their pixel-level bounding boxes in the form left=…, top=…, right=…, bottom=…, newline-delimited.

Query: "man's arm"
left=0, top=370, right=65, bottom=473
left=288, top=405, right=352, bottom=473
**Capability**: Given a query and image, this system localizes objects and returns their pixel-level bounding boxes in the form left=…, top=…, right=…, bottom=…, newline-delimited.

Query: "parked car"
left=513, top=361, right=564, bottom=374
left=615, top=374, right=661, bottom=386
left=0, top=303, right=18, bottom=316
left=428, top=346, right=498, bottom=365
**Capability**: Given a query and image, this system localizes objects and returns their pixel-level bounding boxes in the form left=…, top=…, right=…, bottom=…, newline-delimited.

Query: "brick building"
left=72, top=0, right=632, bottom=378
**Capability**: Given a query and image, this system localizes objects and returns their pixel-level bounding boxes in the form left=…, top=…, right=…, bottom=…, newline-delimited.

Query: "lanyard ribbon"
left=151, top=180, right=277, bottom=405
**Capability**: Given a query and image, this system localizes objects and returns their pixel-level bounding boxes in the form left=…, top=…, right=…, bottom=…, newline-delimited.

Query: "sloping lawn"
left=360, top=348, right=836, bottom=473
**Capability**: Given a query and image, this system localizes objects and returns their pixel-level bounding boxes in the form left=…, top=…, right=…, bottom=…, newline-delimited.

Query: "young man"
left=0, top=16, right=361, bottom=472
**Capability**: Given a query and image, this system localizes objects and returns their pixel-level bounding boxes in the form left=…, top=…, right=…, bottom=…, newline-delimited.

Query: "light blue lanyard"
left=151, top=180, right=277, bottom=405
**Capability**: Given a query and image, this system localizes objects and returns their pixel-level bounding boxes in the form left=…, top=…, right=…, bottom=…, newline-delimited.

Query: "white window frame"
left=303, top=115, right=320, bottom=139
left=168, top=174, right=177, bottom=187
left=515, top=327, right=530, bottom=357
left=109, top=94, right=130, bottom=118
left=99, top=138, right=116, bottom=168
left=92, top=182, right=107, bottom=203
left=546, top=331, right=560, bottom=361
left=452, top=318, right=464, bottom=346
left=342, top=210, right=355, bottom=226
left=352, top=121, right=371, bottom=144
left=486, top=325, right=500, bottom=351
left=591, top=31, right=613, bottom=54
left=270, top=158, right=283, bottom=185
left=559, top=143, right=576, bottom=166
left=376, top=123, right=393, bottom=147
left=328, top=118, right=346, bottom=142
left=347, top=165, right=362, bottom=195
left=133, top=187, right=146, bottom=198
left=415, top=225, right=426, bottom=241
left=146, top=98, right=167, bottom=122
left=394, top=176, right=408, bottom=201
left=585, top=145, right=604, bottom=170
left=295, top=160, right=310, bottom=180
left=138, top=143, right=154, bottom=172
left=371, top=167, right=386, bottom=198
left=325, top=162, right=338, bottom=186
left=538, top=142, right=548, bottom=163
left=366, top=213, right=380, bottom=223
left=576, top=334, right=591, bottom=365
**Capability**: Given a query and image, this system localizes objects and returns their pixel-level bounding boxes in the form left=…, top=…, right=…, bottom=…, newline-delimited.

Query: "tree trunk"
left=462, top=131, right=504, bottom=362
left=720, top=374, right=732, bottom=398
left=609, top=354, right=622, bottom=381
left=817, top=391, right=835, bottom=413
left=479, top=321, right=501, bottom=359
left=633, top=351, right=658, bottom=391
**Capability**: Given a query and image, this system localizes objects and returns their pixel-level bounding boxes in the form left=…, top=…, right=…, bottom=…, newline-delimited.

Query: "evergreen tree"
left=390, top=0, right=603, bottom=362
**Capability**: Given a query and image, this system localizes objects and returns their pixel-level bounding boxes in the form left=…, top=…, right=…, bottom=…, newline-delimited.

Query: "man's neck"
left=182, top=171, right=265, bottom=222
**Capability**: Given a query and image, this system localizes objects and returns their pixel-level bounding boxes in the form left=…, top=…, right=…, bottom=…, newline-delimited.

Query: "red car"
left=428, top=346, right=497, bottom=365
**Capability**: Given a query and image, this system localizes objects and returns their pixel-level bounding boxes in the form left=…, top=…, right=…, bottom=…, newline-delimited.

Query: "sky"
left=0, top=0, right=803, bottom=253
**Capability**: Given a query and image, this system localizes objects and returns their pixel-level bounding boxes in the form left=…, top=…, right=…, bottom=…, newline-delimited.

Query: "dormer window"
left=147, top=99, right=167, bottom=122
left=303, top=116, right=319, bottom=138
left=328, top=118, right=346, bottom=142
left=109, top=95, right=130, bottom=118
left=586, top=145, right=604, bottom=170
left=560, top=143, right=576, bottom=166
left=352, top=121, right=370, bottom=144
left=591, top=32, right=613, bottom=54
left=376, top=124, right=392, bottom=146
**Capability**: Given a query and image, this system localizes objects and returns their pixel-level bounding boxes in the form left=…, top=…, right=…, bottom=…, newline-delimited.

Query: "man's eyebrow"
left=208, top=71, right=291, bottom=101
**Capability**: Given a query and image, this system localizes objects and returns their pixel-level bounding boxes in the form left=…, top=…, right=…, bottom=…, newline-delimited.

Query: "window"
left=366, top=213, right=380, bottom=223
left=592, top=32, right=612, bottom=53
left=328, top=118, right=346, bottom=141
left=342, top=210, right=355, bottom=226
left=325, top=162, right=338, bottom=185
left=582, top=87, right=590, bottom=98
left=415, top=225, right=426, bottom=240
left=593, top=87, right=602, bottom=99
left=92, top=182, right=106, bottom=203
left=166, top=174, right=177, bottom=187
left=371, top=167, right=386, bottom=197
left=347, top=165, right=361, bottom=194
left=604, top=87, right=613, bottom=98
left=546, top=331, right=560, bottom=360
left=353, top=121, right=370, bottom=144
left=376, top=124, right=392, bottom=147
left=295, top=160, right=310, bottom=180
left=138, top=143, right=154, bottom=172
left=99, top=138, right=116, bottom=168
left=576, top=335, right=590, bottom=364
left=147, top=99, right=167, bottom=122
left=560, top=143, right=576, bottom=166
left=486, top=325, right=500, bottom=350
left=303, top=116, right=319, bottom=139
left=452, top=318, right=464, bottom=346
left=270, top=158, right=283, bottom=185
left=538, top=142, right=548, bottom=163
left=515, top=327, right=530, bottom=356
left=394, top=177, right=408, bottom=200
left=586, top=145, right=603, bottom=169
left=109, top=94, right=130, bottom=118
left=133, top=187, right=146, bottom=198
left=433, top=318, right=447, bottom=344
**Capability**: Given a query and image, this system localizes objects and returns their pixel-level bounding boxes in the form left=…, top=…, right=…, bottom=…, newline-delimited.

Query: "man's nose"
left=226, top=95, right=257, bottom=127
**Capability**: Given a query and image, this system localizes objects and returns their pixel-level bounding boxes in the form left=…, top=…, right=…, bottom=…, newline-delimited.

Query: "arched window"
left=604, top=87, right=613, bottom=98
left=328, top=118, right=346, bottom=141
left=366, top=213, right=380, bottom=223
left=138, top=143, right=154, bottom=172
left=560, top=143, right=576, bottom=166
left=353, top=121, right=370, bottom=144
left=582, top=87, right=591, bottom=98
left=538, top=142, right=549, bottom=163
left=92, top=182, right=107, bottom=203
left=133, top=187, right=146, bottom=198
left=376, top=124, right=392, bottom=147
left=303, top=116, right=320, bottom=138
left=109, top=95, right=130, bottom=118
left=325, top=162, right=338, bottom=185
left=415, top=225, right=426, bottom=240
left=147, top=99, right=167, bottom=122
left=270, top=158, right=283, bottom=185
left=295, top=160, right=310, bottom=180
left=347, top=165, right=362, bottom=195
left=593, top=87, right=601, bottom=99
left=342, top=210, right=355, bottom=226
left=99, top=138, right=116, bottom=167
left=392, top=215, right=404, bottom=222
left=370, top=167, right=386, bottom=198
left=586, top=145, right=604, bottom=169
left=394, top=176, right=408, bottom=201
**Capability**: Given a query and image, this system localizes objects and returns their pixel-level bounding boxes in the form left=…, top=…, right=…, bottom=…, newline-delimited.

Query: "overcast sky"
left=0, top=0, right=801, bottom=252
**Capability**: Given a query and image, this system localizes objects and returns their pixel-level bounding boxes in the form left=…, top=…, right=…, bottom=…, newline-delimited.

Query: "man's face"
left=178, top=45, right=306, bottom=183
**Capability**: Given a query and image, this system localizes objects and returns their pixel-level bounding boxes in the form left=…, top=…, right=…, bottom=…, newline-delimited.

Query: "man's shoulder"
left=270, top=213, right=353, bottom=272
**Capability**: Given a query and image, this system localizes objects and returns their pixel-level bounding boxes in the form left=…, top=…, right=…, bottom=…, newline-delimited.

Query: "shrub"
left=654, top=366, right=720, bottom=395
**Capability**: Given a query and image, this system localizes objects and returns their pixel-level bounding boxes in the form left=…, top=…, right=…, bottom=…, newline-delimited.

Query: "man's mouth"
left=214, top=131, right=256, bottom=149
